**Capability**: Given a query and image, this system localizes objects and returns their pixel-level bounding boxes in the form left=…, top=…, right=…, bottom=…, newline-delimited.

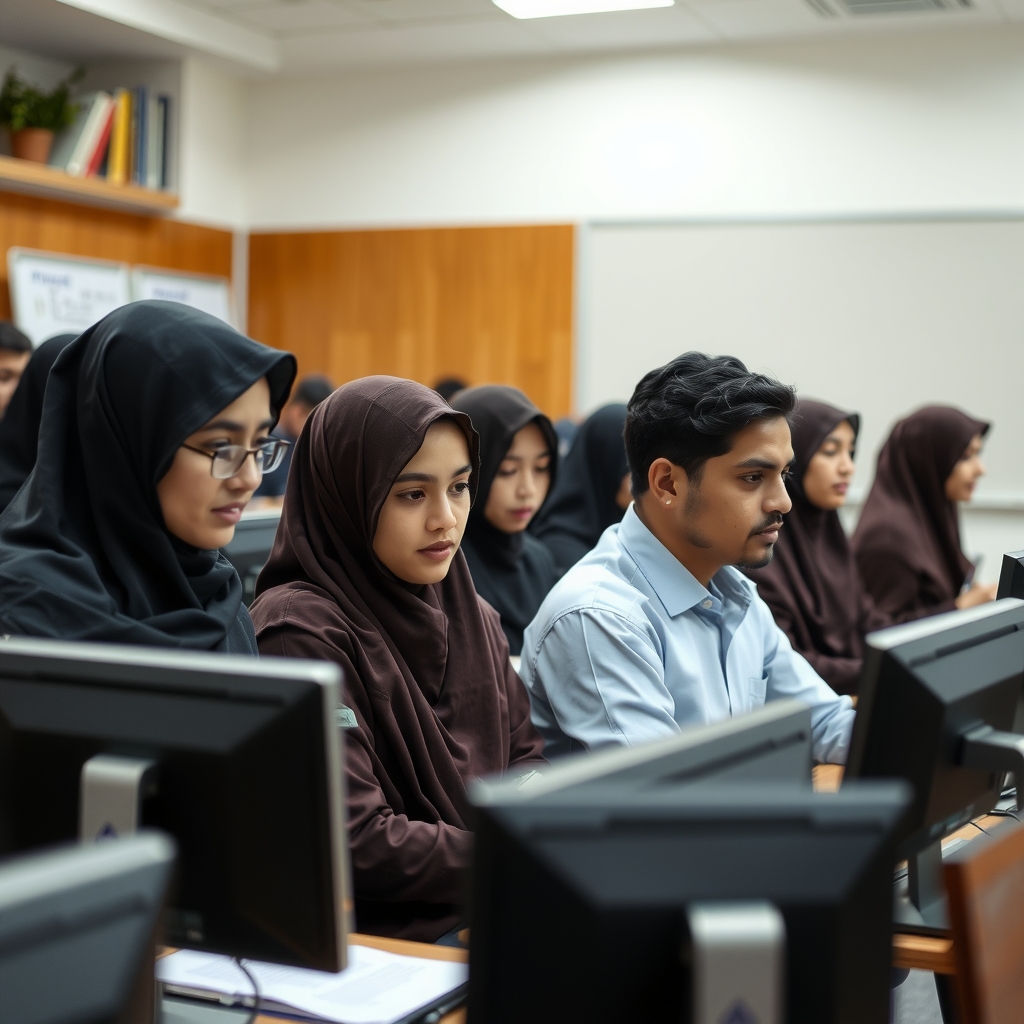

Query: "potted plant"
left=0, top=68, right=82, bottom=164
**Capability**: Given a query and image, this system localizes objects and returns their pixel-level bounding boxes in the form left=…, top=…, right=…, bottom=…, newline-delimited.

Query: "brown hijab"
left=250, top=376, right=544, bottom=942
left=853, top=405, right=990, bottom=621
left=744, top=400, right=886, bottom=694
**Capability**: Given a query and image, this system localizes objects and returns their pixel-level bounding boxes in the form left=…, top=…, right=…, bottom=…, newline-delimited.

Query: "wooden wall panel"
left=0, top=190, right=233, bottom=321
left=247, top=224, right=574, bottom=418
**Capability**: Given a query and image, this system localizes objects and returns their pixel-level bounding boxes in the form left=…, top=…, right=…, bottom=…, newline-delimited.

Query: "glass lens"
left=210, top=446, right=246, bottom=480
left=261, top=440, right=289, bottom=473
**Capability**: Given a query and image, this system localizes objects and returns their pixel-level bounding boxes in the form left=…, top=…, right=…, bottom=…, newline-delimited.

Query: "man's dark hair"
left=0, top=322, right=31, bottom=355
left=625, top=352, right=796, bottom=496
left=292, top=373, right=334, bottom=410
left=433, top=376, right=468, bottom=403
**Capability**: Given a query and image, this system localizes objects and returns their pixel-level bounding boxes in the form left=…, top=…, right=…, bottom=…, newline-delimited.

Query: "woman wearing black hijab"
left=0, top=301, right=296, bottom=651
left=530, top=403, right=630, bottom=577
left=853, top=405, right=994, bottom=623
left=0, top=333, right=76, bottom=513
left=449, top=385, right=558, bottom=655
left=743, top=399, right=889, bottom=695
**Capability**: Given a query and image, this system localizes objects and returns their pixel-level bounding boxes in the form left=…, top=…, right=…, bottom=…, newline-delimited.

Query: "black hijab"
left=0, top=333, right=76, bottom=513
left=449, top=385, right=559, bottom=655
left=530, top=403, right=629, bottom=576
left=0, top=301, right=296, bottom=651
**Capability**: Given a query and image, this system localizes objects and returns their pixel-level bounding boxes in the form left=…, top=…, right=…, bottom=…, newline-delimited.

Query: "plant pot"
left=10, top=128, right=54, bottom=164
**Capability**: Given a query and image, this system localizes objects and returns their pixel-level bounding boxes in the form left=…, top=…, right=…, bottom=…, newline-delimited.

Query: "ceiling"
left=5, top=0, right=1024, bottom=75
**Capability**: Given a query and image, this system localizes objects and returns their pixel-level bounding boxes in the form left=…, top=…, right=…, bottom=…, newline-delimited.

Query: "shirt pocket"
left=747, top=673, right=769, bottom=711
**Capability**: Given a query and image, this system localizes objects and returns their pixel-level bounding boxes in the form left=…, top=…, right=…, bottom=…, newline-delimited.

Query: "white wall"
left=243, top=26, right=1024, bottom=230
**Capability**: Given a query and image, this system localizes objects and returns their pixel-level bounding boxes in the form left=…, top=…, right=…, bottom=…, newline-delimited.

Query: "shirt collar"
left=617, top=505, right=754, bottom=617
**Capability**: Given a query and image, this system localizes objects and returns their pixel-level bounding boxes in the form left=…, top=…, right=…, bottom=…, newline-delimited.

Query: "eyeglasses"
left=181, top=439, right=291, bottom=480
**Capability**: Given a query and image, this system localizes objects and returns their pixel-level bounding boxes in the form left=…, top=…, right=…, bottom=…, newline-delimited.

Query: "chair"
left=943, top=818, right=1024, bottom=1024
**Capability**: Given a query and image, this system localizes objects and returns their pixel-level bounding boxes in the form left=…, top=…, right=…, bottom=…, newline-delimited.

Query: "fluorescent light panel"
left=494, top=0, right=673, bottom=19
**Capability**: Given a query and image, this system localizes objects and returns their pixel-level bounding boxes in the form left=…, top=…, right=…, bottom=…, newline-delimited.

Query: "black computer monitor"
left=221, top=510, right=281, bottom=605
left=996, top=549, right=1024, bottom=601
left=468, top=781, right=910, bottom=1024
left=0, top=637, right=350, bottom=972
left=0, top=832, right=175, bottom=1024
left=846, top=598, right=1024, bottom=932
left=471, top=699, right=813, bottom=807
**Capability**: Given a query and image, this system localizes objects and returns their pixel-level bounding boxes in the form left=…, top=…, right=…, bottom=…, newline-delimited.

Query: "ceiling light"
left=493, top=0, right=673, bottom=19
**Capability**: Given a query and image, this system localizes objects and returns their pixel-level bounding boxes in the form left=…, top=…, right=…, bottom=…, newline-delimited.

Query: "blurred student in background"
left=743, top=399, right=889, bottom=695
left=251, top=372, right=333, bottom=503
left=433, top=376, right=468, bottom=404
left=251, top=377, right=543, bottom=942
left=854, top=405, right=995, bottom=622
left=450, top=385, right=558, bottom=656
left=0, top=334, right=76, bottom=513
left=0, top=301, right=295, bottom=651
left=530, top=403, right=631, bottom=577
left=0, top=322, right=32, bottom=418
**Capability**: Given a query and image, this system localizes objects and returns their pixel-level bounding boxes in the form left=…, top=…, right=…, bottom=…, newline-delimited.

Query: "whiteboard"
left=580, top=217, right=1024, bottom=502
left=7, top=248, right=131, bottom=345
left=131, top=267, right=233, bottom=326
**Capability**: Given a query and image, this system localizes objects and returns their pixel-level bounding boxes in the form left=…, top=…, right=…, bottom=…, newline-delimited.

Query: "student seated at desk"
left=743, top=399, right=890, bottom=695
left=0, top=301, right=296, bottom=651
left=449, top=384, right=558, bottom=656
left=250, top=377, right=545, bottom=943
left=520, top=353, right=854, bottom=764
left=530, top=403, right=631, bottom=577
left=853, top=405, right=995, bottom=622
left=0, top=333, right=76, bottom=514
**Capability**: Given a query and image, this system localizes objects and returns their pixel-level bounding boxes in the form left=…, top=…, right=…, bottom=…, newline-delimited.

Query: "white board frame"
left=7, top=247, right=132, bottom=346
left=130, top=266, right=233, bottom=327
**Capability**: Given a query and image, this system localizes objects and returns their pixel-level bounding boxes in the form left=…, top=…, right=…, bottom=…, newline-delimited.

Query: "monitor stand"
left=79, top=753, right=157, bottom=841
left=894, top=842, right=948, bottom=936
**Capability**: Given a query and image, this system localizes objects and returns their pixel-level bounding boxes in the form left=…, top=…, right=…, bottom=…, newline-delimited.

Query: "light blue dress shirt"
left=521, top=505, right=855, bottom=763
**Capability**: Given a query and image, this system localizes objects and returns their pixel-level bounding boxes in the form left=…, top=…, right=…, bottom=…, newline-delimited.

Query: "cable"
left=233, top=957, right=261, bottom=1024
left=969, top=821, right=991, bottom=837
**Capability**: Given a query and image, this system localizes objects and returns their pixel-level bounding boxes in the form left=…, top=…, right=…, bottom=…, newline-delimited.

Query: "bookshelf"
left=0, top=155, right=178, bottom=215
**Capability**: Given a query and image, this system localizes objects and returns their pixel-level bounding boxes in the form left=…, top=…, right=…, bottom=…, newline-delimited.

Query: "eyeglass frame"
left=181, top=438, right=291, bottom=479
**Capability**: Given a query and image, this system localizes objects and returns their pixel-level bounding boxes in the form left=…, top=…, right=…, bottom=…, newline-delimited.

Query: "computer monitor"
left=471, top=699, right=813, bottom=807
left=0, top=636, right=350, bottom=972
left=845, top=598, right=1024, bottom=932
left=0, top=832, right=175, bottom=1024
left=996, top=549, right=1024, bottom=601
left=467, top=781, right=911, bottom=1024
left=221, top=509, right=281, bottom=605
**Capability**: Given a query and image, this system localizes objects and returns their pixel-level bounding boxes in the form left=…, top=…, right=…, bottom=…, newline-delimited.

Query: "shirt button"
left=702, top=598, right=713, bottom=609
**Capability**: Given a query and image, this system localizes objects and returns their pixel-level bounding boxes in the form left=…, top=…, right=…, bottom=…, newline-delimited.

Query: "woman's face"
left=945, top=433, right=986, bottom=503
left=483, top=422, right=552, bottom=534
left=373, top=419, right=473, bottom=585
left=802, top=420, right=857, bottom=511
left=157, top=377, right=274, bottom=550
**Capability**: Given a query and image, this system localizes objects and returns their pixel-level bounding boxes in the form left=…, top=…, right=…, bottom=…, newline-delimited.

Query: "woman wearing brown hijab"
left=250, top=376, right=545, bottom=943
left=853, top=405, right=994, bottom=623
left=744, top=400, right=889, bottom=695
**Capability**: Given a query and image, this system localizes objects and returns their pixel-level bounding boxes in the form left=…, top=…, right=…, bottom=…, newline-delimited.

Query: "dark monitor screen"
left=0, top=637, right=350, bottom=972
left=846, top=598, right=1024, bottom=857
left=221, top=511, right=281, bottom=605
left=0, top=832, right=174, bottom=1024
left=468, top=781, right=910, bottom=1024
left=471, top=699, right=813, bottom=807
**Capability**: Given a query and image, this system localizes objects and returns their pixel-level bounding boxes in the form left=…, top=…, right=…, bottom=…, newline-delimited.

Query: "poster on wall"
left=7, top=248, right=132, bottom=345
left=131, top=267, right=233, bottom=327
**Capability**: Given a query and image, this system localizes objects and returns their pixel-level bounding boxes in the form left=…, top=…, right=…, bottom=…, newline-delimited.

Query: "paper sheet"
left=158, top=945, right=468, bottom=1024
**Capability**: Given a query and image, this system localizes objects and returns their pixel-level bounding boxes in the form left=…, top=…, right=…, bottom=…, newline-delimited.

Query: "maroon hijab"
left=853, top=405, right=990, bottom=617
left=745, top=400, right=882, bottom=693
left=250, top=376, right=543, bottom=941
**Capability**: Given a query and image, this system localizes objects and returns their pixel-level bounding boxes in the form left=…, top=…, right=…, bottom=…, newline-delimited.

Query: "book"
left=107, top=89, right=132, bottom=186
left=84, top=101, right=116, bottom=178
left=132, top=85, right=147, bottom=186
left=158, top=946, right=468, bottom=1024
left=145, top=92, right=163, bottom=191
left=48, top=92, right=113, bottom=177
left=158, top=94, right=170, bottom=188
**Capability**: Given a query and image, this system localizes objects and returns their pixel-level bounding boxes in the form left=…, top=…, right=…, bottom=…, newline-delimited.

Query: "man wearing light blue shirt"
left=522, top=353, right=855, bottom=764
